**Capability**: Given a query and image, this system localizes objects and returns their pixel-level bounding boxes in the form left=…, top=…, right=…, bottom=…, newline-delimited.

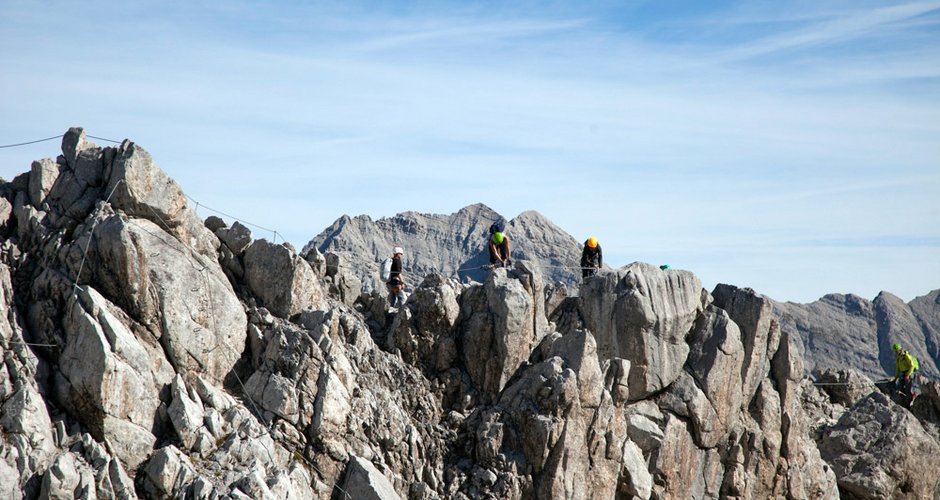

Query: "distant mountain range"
left=772, top=290, right=940, bottom=381
left=306, top=204, right=940, bottom=381
left=303, top=203, right=584, bottom=289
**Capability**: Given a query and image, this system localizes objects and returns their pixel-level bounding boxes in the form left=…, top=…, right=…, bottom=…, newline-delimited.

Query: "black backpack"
left=489, top=222, right=504, bottom=235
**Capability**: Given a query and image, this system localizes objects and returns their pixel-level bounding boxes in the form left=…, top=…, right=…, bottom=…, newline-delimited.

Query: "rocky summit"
left=1, top=128, right=939, bottom=499
left=303, top=204, right=585, bottom=290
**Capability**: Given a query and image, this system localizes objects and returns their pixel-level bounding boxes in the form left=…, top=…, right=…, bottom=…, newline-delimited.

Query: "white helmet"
left=393, top=246, right=404, bottom=255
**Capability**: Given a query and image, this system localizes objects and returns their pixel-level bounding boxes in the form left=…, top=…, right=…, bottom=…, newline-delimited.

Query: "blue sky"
left=1, top=0, right=938, bottom=303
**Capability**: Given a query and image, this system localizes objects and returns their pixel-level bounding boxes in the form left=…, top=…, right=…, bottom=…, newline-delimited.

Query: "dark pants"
left=489, top=247, right=508, bottom=265
left=386, top=281, right=406, bottom=308
left=582, top=267, right=597, bottom=279
left=898, top=373, right=918, bottom=400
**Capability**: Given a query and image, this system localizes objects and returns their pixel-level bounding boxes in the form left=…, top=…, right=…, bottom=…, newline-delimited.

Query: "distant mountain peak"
left=304, top=204, right=582, bottom=287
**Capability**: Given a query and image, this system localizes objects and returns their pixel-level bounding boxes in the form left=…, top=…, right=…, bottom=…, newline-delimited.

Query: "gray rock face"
left=813, top=368, right=878, bottom=407
left=55, top=286, right=169, bottom=470
left=658, top=306, right=744, bottom=449
left=141, top=445, right=198, bottom=498
left=28, top=158, right=58, bottom=210
left=86, top=214, right=247, bottom=384
left=244, top=239, right=324, bottom=318
left=324, top=252, right=362, bottom=307
left=820, top=392, right=940, bottom=499
left=458, top=264, right=548, bottom=400
left=303, top=203, right=584, bottom=290
left=712, top=284, right=780, bottom=408
left=386, top=272, right=463, bottom=371
left=342, top=456, right=402, bottom=500
left=578, top=263, right=708, bottom=400
left=40, top=453, right=97, bottom=499
left=106, top=137, right=219, bottom=257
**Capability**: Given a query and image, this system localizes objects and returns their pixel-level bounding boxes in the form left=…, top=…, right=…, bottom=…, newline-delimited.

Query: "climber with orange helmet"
left=580, top=237, right=602, bottom=280
left=892, top=342, right=920, bottom=407
left=488, top=230, right=511, bottom=268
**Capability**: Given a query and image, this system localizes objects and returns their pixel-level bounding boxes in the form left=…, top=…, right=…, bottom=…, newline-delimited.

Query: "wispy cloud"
left=1, top=0, right=938, bottom=302
left=703, top=1, right=940, bottom=62
left=348, top=18, right=589, bottom=52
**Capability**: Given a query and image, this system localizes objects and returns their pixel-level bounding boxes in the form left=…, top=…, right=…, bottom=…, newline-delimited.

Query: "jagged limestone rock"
left=55, top=286, right=169, bottom=470
left=105, top=135, right=219, bottom=258
left=712, top=284, right=780, bottom=408
left=459, top=265, right=547, bottom=400
left=39, top=453, right=97, bottom=500
left=651, top=414, right=723, bottom=499
left=216, top=220, right=252, bottom=255
left=244, top=329, right=319, bottom=432
left=0, top=459, right=19, bottom=499
left=620, top=439, right=652, bottom=499
left=680, top=305, right=745, bottom=448
left=0, top=197, right=12, bottom=230
left=543, top=281, right=569, bottom=320
left=342, top=455, right=403, bottom=500
left=820, top=391, right=940, bottom=499
left=579, top=263, right=708, bottom=401
left=813, top=368, right=878, bottom=407
left=324, top=252, right=362, bottom=307
left=141, top=445, right=199, bottom=498
left=43, top=128, right=108, bottom=225
left=28, top=158, right=58, bottom=210
left=168, top=375, right=207, bottom=451
left=534, top=329, right=604, bottom=409
left=85, top=214, right=247, bottom=384
left=0, top=383, right=55, bottom=459
left=244, top=239, right=324, bottom=318
left=386, top=272, right=463, bottom=372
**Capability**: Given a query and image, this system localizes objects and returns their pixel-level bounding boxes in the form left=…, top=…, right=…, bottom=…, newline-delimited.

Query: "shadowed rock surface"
left=0, top=128, right=938, bottom=499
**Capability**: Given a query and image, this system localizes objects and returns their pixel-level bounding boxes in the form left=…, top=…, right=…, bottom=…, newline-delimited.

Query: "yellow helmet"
left=587, top=237, right=598, bottom=248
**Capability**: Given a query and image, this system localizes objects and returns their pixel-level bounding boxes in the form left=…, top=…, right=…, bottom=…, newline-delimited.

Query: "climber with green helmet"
left=580, top=237, right=602, bottom=280
left=488, top=230, right=511, bottom=268
left=892, top=342, right=920, bottom=406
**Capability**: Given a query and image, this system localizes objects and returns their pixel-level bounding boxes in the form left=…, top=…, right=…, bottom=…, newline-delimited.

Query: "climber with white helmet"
left=892, top=342, right=920, bottom=407
left=581, top=237, right=602, bottom=279
left=386, top=246, right=407, bottom=311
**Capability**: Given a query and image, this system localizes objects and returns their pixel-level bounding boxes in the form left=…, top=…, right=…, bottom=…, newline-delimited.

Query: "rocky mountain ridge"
left=772, top=290, right=940, bottom=382
left=306, top=202, right=940, bottom=387
left=303, top=204, right=585, bottom=290
left=0, top=128, right=938, bottom=499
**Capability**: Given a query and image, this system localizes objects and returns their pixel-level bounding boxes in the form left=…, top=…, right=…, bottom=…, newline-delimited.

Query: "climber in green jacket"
left=892, top=343, right=920, bottom=406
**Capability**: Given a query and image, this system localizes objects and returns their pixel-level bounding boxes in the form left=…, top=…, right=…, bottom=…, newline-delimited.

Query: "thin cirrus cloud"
left=706, top=1, right=940, bottom=61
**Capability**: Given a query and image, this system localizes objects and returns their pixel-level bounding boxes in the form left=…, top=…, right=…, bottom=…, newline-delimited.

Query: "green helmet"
left=892, top=343, right=902, bottom=352
left=492, top=232, right=505, bottom=245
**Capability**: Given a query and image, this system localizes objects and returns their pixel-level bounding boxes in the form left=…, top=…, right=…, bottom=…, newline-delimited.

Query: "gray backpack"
left=380, top=258, right=392, bottom=281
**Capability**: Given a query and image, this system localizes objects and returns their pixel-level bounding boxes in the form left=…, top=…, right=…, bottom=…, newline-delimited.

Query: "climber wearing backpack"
left=385, top=246, right=407, bottom=311
left=892, top=342, right=920, bottom=406
left=488, top=230, right=511, bottom=268
left=580, top=237, right=602, bottom=279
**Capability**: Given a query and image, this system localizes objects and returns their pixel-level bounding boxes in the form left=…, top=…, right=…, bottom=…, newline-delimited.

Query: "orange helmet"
left=587, top=237, right=598, bottom=248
